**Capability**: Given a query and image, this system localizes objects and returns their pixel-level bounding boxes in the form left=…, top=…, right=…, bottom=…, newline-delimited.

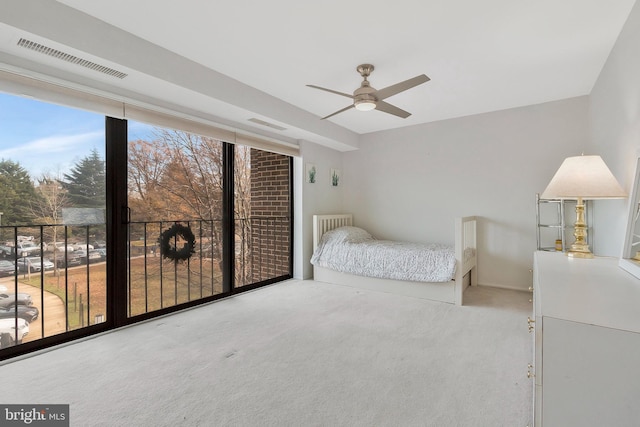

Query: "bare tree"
left=158, top=130, right=225, bottom=269
left=157, top=130, right=224, bottom=219
left=30, top=174, right=70, bottom=277
left=127, top=128, right=254, bottom=281
left=128, top=139, right=171, bottom=221
left=128, top=130, right=225, bottom=268
left=234, top=145, right=252, bottom=285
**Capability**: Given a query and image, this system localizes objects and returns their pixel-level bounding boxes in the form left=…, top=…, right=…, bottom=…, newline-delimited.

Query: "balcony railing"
left=129, top=216, right=291, bottom=315
left=127, top=219, right=224, bottom=317
left=0, top=216, right=291, bottom=349
left=0, top=223, right=106, bottom=348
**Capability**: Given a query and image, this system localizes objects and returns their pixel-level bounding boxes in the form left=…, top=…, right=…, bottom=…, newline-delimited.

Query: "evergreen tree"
left=63, top=149, right=106, bottom=208
left=0, top=159, right=40, bottom=225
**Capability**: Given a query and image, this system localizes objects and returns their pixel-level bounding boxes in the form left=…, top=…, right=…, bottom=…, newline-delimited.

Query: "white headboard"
left=313, top=214, right=353, bottom=250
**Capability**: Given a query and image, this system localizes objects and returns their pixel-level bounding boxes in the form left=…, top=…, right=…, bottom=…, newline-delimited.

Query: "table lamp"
left=541, top=155, right=626, bottom=258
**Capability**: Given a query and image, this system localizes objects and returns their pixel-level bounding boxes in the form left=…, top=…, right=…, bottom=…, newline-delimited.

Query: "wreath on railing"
left=159, top=223, right=196, bottom=262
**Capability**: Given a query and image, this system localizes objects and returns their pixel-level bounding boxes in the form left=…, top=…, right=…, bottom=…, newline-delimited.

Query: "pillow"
left=324, top=226, right=373, bottom=244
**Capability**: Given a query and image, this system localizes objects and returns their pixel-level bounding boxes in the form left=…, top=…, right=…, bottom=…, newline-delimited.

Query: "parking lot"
left=0, top=274, right=66, bottom=342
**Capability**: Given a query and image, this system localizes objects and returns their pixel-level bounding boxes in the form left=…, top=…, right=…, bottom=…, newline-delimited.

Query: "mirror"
left=619, top=157, right=640, bottom=278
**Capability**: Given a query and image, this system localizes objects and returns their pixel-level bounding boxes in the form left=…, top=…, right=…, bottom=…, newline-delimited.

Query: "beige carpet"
left=0, top=280, right=532, bottom=426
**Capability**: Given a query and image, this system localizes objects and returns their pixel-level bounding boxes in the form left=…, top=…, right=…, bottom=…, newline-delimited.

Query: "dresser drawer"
left=542, top=317, right=640, bottom=426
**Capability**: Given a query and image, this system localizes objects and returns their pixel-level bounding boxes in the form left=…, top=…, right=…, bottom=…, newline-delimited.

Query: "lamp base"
left=567, top=249, right=594, bottom=259
left=566, top=197, right=594, bottom=259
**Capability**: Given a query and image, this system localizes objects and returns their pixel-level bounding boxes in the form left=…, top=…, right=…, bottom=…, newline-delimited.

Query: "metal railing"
left=235, top=216, right=291, bottom=287
left=0, top=223, right=106, bottom=348
left=128, top=216, right=291, bottom=316
left=127, top=219, right=224, bottom=317
left=0, top=216, right=291, bottom=348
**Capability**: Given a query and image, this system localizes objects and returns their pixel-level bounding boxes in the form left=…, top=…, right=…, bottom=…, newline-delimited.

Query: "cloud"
left=0, top=131, right=105, bottom=178
left=0, top=131, right=103, bottom=158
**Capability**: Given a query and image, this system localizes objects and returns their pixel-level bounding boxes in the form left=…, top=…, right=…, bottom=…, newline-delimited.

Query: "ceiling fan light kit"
left=354, top=98, right=376, bottom=111
left=307, top=64, right=430, bottom=120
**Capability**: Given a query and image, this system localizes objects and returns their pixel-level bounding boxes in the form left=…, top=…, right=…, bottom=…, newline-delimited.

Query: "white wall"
left=341, top=97, right=589, bottom=290
left=589, top=0, right=640, bottom=258
left=296, top=140, right=344, bottom=279
left=300, top=0, right=640, bottom=288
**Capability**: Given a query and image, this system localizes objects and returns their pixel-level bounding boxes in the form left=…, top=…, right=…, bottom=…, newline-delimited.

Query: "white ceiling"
left=0, top=0, right=636, bottom=150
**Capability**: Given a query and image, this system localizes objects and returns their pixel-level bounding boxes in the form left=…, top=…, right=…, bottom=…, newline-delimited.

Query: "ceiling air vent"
left=248, top=118, right=287, bottom=131
left=17, top=38, right=128, bottom=79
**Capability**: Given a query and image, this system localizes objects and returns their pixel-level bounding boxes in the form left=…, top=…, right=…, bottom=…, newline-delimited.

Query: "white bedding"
left=310, top=226, right=456, bottom=282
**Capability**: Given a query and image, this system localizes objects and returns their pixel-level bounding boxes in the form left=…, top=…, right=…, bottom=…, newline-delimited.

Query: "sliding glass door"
left=0, top=93, right=107, bottom=349
left=126, top=122, right=225, bottom=317
left=0, top=92, right=293, bottom=359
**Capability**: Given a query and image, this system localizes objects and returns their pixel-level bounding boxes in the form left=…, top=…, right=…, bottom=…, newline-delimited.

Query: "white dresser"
left=532, top=251, right=640, bottom=427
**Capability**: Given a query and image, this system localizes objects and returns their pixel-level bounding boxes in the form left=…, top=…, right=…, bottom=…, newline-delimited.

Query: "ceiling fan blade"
left=375, top=101, right=411, bottom=118
left=306, top=85, right=354, bottom=99
left=375, top=75, right=430, bottom=100
left=321, top=105, right=355, bottom=120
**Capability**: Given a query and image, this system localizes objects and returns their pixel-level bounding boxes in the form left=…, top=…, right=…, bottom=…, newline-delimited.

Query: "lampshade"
left=541, top=155, right=626, bottom=200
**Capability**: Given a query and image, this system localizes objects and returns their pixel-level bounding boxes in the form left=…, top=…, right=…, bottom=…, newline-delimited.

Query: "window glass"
left=0, top=92, right=106, bottom=347
left=127, top=122, right=224, bottom=315
left=234, top=146, right=291, bottom=287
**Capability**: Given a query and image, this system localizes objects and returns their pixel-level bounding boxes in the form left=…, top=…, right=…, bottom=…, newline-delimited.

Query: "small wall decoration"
left=331, top=169, right=341, bottom=187
left=306, top=163, right=317, bottom=183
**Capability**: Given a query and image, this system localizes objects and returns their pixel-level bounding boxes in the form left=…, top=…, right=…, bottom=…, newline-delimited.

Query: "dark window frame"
left=0, top=117, right=293, bottom=361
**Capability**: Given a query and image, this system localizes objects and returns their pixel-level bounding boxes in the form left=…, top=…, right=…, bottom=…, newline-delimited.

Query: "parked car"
left=0, top=318, right=29, bottom=345
left=0, top=245, right=14, bottom=258
left=76, top=250, right=101, bottom=264
left=0, top=260, right=15, bottom=277
left=0, top=333, right=11, bottom=348
left=0, top=305, right=39, bottom=323
left=54, top=253, right=82, bottom=268
left=15, top=242, right=41, bottom=257
left=71, top=242, right=94, bottom=251
left=46, top=242, right=75, bottom=253
left=94, top=248, right=107, bottom=260
left=87, top=250, right=102, bottom=263
left=0, top=293, right=33, bottom=308
left=16, top=257, right=54, bottom=273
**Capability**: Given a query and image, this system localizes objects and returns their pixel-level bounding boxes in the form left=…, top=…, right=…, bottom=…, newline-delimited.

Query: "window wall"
left=0, top=88, right=293, bottom=359
left=0, top=93, right=107, bottom=350
left=126, top=123, right=293, bottom=315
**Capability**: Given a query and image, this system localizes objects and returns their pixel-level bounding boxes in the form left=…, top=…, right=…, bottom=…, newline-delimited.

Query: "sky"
left=0, top=92, right=153, bottom=179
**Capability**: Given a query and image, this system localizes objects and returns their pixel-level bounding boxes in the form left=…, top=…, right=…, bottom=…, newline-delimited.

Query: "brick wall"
left=249, top=149, right=290, bottom=282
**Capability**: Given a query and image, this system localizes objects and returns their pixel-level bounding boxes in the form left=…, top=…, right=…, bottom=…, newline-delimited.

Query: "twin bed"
left=311, top=214, right=478, bottom=305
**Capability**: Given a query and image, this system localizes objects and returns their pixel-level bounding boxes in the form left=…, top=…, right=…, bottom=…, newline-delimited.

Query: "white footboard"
left=454, top=216, right=477, bottom=305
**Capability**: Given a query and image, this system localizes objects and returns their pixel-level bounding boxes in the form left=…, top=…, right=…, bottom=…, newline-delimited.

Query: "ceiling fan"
left=307, top=64, right=430, bottom=120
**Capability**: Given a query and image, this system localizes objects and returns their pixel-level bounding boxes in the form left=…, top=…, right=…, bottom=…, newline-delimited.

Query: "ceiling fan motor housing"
left=354, top=65, right=377, bottom=110
left=354, top=84, right=377, bottom=110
